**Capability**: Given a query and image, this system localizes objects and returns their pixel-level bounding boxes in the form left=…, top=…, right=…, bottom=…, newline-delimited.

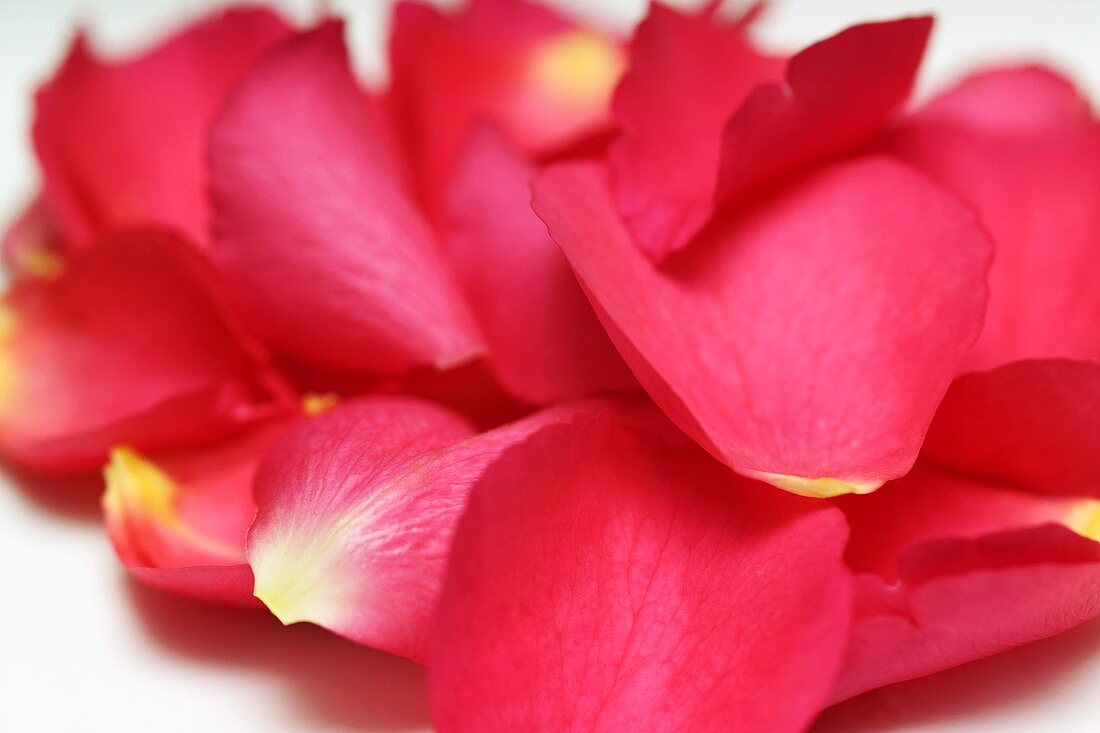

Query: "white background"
left=3, top=1, right=1100, bottom=731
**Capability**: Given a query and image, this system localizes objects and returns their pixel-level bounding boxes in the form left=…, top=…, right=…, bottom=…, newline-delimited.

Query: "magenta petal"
left=533, top=159, right=991, bottom=494
left=445, top=125, right=635, bottom=403
left=834, top=526, right=1100, bottom=702
left=247, top=396, right=604, bottom=661
left=835, top=464, right=1073, bottom=583
left=715, top=17, right=931, bottom=209
left=102, top=422, right=292, bottom=607
left=430, top=412, right=852, bottom=731
left=924, top=359, right=1100, bottom=496
left=908, top=65, right=1091, bottom=136
left=209, top=22, right=483, bottom=374
left=389, top=0, right=623, bottom=221
left=0, top=228, right=294, bottom=473
left=608, top=2, right=782, bottom=260
left=831, top=464, right=1100, bottom=700
left=886, top=66, right=1100, bottom=368
left=34, top=8, right=292, bottom=246
left=128, top=564, right=259, bottom=607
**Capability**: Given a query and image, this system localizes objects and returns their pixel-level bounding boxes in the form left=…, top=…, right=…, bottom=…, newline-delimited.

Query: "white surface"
left=3, top=1, right=1100, bottom=731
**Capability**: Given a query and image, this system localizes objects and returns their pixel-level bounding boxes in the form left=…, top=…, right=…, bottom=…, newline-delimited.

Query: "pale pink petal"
left=247, top=396, right=604, bottom=660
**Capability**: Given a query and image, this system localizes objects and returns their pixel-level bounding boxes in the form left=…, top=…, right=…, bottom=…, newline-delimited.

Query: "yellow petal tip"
left=1066, top=500, right=1100, bottom=543
left=102, top=446, right=179, bottom=523
left=101, top=446, right=240, bottom=559
left=750, top=471, right=883, bottom=499
left=302, top=392, right=339, bottom=416
left=251, top=536, right=348, bottom=628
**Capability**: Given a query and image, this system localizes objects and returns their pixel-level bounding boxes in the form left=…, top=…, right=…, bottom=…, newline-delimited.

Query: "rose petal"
left=389, top=0, right=624, bottom=220
left=830, top=464, right=1100, bottom=700
left=886, top=66, right=1100, bottom=368
left=445, top=125, right=635, bottom=403
left=607, top=2, right=782, bottom=260
left=715, top=17, right=932, bottom=209
left=923, top=359, right=1100, bottom=496
left=0, top=228, right=294, bottom=473
left=429, top=412, right=852, bottom=731
left=532, top=158, right=991, bottom=495
left=102, top=421, right=292, bottom=607
left=834, top=463, right=1074, bottom=582
left=834, top=526, right=1100, bottom=702
left=247, top=395, right=603, bottom=661
left=908, top=64, right=1091, bottom=136
left=34, top=8, right=292, bottom=246
left=209, top=22, right=483, bottom=375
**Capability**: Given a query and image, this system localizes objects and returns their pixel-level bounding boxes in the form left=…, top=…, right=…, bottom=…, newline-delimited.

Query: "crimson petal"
left=0, top=228, right=294, bottom=473
left=209, top=22, right=483, bottom=375
left=247, top=396, right=603, bottom=661
left=924, top=359, right=1100, bottom=496
left=389, top=0, right=624, bottom=220
left=34, top=8, right=292, bottom=247
left=608, top=2, right=782, bottom=260
left=445, top=125, right=635, bottom=403
left=533, top=159, right=991, bottom=495
left=886, top=66, right=1100, bottom=369
left=103, top=421, right=292, bottom=607
left=715, top=17, right=932, bottom=211
left=831, top=464, right=1100, bottom=701
left=430, top=412, right=852, bottom=731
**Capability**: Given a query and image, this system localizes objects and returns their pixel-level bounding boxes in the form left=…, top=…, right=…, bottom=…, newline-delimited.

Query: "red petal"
left=33, top=8, right=292, bottom=247
left=831, top=464, right=1100, bottom=700
left=907, top=65, right=1092, bottom=136
left=532, top=159, right=991, bottom=495
left=102, top=421, right=292, bottom=607
left=445, top=125, right=635, bottom=403
left=886, top=66, right=1100, bottom=368
left=835, top=463, right=1073, bottom=582
left=0, top=228, right=294, bottom=473
left=835, top=526, right=1100, bottom=701
left=715, top=17, right=932, bottom=209
left=247, top=396, right=601, bottom=661
left=209, top=22, right=483, bottom=375
left=608, top=3, right=783, bottom=260
left=389, top=0, right=624, bottom=220
left=924, top=359, right=1100, bottom=496
left=429, top=412, right=852, bottom=731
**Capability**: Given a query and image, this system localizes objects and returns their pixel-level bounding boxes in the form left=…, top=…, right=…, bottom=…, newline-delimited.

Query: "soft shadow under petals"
left=814, top=618, right=1100, bottom=732
left=125, top=580, right=430, bottom=731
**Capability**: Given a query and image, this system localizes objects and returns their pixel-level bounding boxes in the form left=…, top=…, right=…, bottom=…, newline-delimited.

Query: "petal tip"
left=749, top=471, right=883, bottom=498
left=301, top=392, right=340, bottom=416
left=102, top=446, right=241, bottom=560
left=101, top=446, right=177, bottom=522
left=250, top=537, right=347, bottom=628
left=1066, top=500, right=1100, bottom=543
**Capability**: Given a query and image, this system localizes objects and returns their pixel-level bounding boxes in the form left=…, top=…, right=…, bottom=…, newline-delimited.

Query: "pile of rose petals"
left=4, top=0, right=1100, bottom=729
